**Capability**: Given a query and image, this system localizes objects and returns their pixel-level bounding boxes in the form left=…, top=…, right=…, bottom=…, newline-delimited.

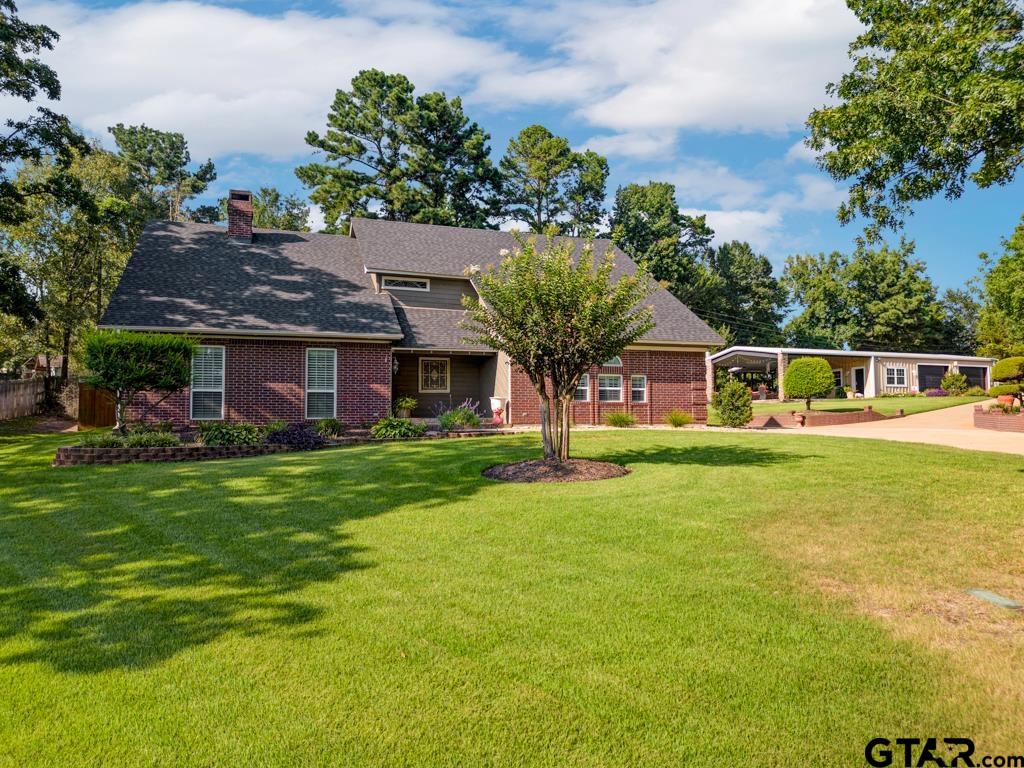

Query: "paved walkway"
left=789, top=400, right=1024, bottom=456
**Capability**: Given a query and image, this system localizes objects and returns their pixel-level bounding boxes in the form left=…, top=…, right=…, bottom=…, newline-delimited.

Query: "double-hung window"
left=306, top=348, right=337, bottom=419
left=630, top=375, right=647, bottom=403
left=574, top=374, right=590, bottom=401
left=191, top=345, right=225, bottom=420
left=598, top=374, right=623, bottom=402
left=885, top=367, right=906, bottom=387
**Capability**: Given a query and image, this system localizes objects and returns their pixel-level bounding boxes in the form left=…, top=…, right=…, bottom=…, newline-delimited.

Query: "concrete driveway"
left=791, top=400, right=1024, bottom=456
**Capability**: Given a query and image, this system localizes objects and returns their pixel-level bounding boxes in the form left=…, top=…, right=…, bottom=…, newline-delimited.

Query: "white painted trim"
left=630, top=374, right=647, bottom=403
left=597, top=373, right=623, bottom=403
left=381, top=276, right=430, bottom=292
left=190, top=344, right=225, bottom=421
left=884, top=366, right=907, bottom=387
left=851, top=366, right=866, bottom=395
left=574, top=373, right=590, bottom=402
left=418, top=356, right=451, bottom=394
left=365, top=267, right=474, bottom=281
left=305, top=347, right=337, bottom=420
left=711, top=345, right=995, bottom=364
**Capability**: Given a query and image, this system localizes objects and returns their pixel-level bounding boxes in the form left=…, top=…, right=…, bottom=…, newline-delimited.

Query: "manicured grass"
left=708, top=395, right=986, bottom=425
left=1, top=427, right=1021, bottom=766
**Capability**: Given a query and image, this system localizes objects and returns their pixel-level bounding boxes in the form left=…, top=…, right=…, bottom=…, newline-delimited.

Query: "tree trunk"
left=537, top=391, right=555, bottom=460
left=557, top=395, right=571, bottom=461
left=549, top=397, right=561, bottom=462
left=114, top=390, right=128, bottom=435
left=60, top=329, right=71, bottom=385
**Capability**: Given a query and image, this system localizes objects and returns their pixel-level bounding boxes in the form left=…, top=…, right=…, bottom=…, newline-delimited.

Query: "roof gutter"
left=97, top=324, right=404, bottom=342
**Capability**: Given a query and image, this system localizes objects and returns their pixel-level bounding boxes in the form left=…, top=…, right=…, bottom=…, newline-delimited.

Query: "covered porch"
left=391, top=351, right=505, bottom=419
left=711, top=348, right=870, bottom=400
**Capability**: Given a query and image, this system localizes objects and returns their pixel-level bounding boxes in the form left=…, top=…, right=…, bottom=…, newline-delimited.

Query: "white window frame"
left=305, top=348, right=337, bottom=419
left=604, top=356, right=623, bottom=367
left=190, top=345, right=225, bottom=421
left=630, top=374, right=647, bottom=403
left=382, top=276, right=430, bottom=292
left=598, top=374, right=623, bottom=402
left=885, top=367, right=906, bottom=387
left=418, top=357, right=450, bottom=394
left=574, top=374, right=590, bottom=401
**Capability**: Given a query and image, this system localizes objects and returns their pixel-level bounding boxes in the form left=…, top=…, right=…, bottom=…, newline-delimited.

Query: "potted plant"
left=394, top=395, right=417, bottom=419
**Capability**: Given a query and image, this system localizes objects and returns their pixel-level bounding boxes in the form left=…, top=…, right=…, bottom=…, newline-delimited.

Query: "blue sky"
left=9, top=0, right=1023, bottom=291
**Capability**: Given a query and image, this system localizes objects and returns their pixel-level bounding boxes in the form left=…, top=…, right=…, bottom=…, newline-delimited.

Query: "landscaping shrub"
left=783, top=357, right=835, bottom=410
left=265, top=423, right=325, bottom=449
left=992, top=356, right=1024, bottom=384
left=964, top=386, right=987, bottom=397
left=923, top=388, right=949, bottom=397
left=124, top=432, right=181, bottom=448
left=604, top=412, right=636, bottom=427
left=370, top=417, right=428, bottom=439
left=394, top=395, right=417, bottom=415
left=196, top=422, right=264, bottom=447
left=79, top=433, right=130, bottom=448
left=663, top=409, right=693, bottom=428
left=940, top=371, right=969, bottom=395
left=314, top=418, right=345, bottom=437
left=989, top=383, right=1021, bottom=397
left=435, top=399, right=481, bottom=431
left=712, top=380, right=753, bottom=427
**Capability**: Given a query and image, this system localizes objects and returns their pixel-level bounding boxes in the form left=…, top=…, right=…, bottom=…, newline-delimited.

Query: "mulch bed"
left=483, top=458, right=629, bottom=483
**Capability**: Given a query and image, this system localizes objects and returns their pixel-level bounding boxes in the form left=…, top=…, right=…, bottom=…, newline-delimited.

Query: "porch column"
left=777, top=351, right=786, bottom=400
left=865, top=355, right=877, bottom=397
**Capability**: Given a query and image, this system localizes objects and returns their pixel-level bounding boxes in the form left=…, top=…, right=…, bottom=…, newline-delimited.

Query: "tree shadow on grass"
left=0, top=436, right=529, bottom=673
left=597, top=442, right=820, bottom=468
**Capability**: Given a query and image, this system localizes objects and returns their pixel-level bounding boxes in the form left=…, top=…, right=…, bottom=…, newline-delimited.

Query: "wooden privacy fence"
left=0, top=378, right=45, bottom=420
left=78, top=383, right=116, bottom=428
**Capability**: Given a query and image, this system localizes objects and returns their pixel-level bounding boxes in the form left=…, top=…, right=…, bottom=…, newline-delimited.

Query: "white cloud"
left=581, top=131, right=675, bottom=159
left=477, top=0, right=860, bottom=136
left=307, top=203, right=326, bottom=233
left=671, top=158, right=765, bottom=209
left=9, top=0, right=518, bottom=159
left=683, top=208, right=783, bottom=251
left=785, top=139, right=818, bottom=164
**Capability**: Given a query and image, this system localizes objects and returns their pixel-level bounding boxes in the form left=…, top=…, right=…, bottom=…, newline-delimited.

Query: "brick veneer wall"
left=974, top=406, right=1024, bottom=432
left=508, top=349, right=709, bottom=425
left=128, top=338, right=392, bottom=427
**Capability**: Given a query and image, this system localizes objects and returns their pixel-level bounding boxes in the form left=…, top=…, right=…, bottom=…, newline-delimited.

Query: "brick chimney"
left=227, top=189, right=253, bottom=241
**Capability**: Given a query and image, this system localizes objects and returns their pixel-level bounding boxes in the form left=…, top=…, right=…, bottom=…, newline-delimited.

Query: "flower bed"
left=973, top=405, right=1024, bottom=433
left=53, top=428, right=517, bottom=467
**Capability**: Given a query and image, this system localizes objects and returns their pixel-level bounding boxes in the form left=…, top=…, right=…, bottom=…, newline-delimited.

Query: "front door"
left=853, top=367, right=865, bottom=395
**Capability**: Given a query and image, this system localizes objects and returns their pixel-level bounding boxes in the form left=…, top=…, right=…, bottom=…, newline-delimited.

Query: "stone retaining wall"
left=973, top=406, right=1024, bottom=433
left=748, top=405, right=901, bottom=429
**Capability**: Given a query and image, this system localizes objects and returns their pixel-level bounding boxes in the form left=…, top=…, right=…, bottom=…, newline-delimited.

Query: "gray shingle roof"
left=353, top=218, right=724, bottom=346
left=391, top=301, right=491, bottom=351
left=101, top=221, right=402, bottom=339
left=103, top=218, right=723, bottom=348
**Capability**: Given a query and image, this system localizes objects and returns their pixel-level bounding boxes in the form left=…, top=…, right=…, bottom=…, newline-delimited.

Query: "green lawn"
left=1, top=426, right=1021, bottom=766
left=708, top=394, right=986, bottom=425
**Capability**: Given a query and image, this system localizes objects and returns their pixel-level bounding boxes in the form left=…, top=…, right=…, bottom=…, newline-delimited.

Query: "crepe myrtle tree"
left=462, top=231, right=654, bottom=462
left=783, top=357, right=836, bottom=412
left=83, top=330, right=197, bottom=433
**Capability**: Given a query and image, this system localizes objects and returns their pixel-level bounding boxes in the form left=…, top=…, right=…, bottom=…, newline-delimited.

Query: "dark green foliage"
left=262, top=420, right=287, bottom=437
left=663, top=409, right=694, bottom=428
left=196, top=422, right=264, bottom=447
left=978, top=217, right=1024, bottom=358
left=700, top=241, right=788, bottom=345
left=83, top=331, right=197, bottom=433
left=989, top=383, right=1021, bottom=397
left=436, top=406, right=480, bottom=432
left=78, top=431, right=180, bottom=448
left=603, top=412, right=636, bottom=428
left=807, top=0, right=1024, bottom=239
left=711, top=380, right=753, bottom=427
left=964, top=386, right=987, bottom=397
left=0, top=0, right=88, bottom=227
left=992, top=356, right=1024, bottom=383
left=314, top=418, right=345, bottom=437
left=370, top=417, right=427, bottom=439
left=108, top=123, right=216, bottom=222
left=783, top=242, right=946, bottom=351
left=562, top=150, right=609, bottom=237
left=783, top=358, right=836, bottom=411
left=0, top=256, right=41, bottom=323
left=265, top=423, right=325, bottom=450
left=939, top=372, right=969, bottom=395
left=297, top=70, right=500, bottom=232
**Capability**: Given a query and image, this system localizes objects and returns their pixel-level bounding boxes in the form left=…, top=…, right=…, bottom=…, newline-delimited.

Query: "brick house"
left=101, top=189, right=723, bottom=427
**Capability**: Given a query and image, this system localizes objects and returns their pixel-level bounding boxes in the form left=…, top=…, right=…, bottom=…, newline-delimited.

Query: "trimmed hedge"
left=783, top=357, right=835, bottom=410
left=712, top=380, right=753, bottom=427
left=989, top=383, right=1021, bottom=397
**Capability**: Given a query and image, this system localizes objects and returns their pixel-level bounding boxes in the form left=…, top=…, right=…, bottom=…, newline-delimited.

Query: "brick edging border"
left=973, top=406, right=1024, bottom=433
left=52, top=429, right=518, bottom=467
